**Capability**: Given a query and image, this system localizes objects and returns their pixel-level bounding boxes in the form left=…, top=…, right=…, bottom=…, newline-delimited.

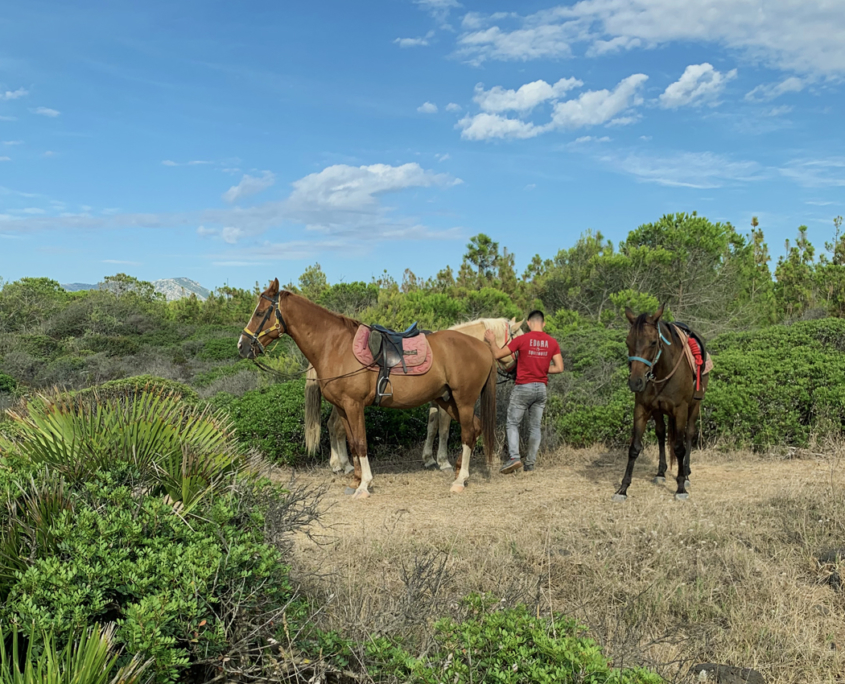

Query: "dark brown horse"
left=613, top=304, right=709, bottom=502
left=238, top=279, right=497, bottom=498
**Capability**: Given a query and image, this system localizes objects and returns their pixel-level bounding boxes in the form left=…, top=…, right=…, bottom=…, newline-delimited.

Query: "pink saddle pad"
left=352, top=325, right=433, bottom=375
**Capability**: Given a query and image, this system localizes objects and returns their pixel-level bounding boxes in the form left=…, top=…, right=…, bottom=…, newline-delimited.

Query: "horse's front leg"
left=653, top=411, right=668, bottom=484
left=614, top=403, right=649, bottom=502
left=673, top=404, right=690, bottom=500
left=338, top=404, right=372, bottom=499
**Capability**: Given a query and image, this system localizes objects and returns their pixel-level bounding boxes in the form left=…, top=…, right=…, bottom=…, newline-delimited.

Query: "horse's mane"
left=450, top=317, right=508, bottom=333
left=275, top=290, right=363, bottom=334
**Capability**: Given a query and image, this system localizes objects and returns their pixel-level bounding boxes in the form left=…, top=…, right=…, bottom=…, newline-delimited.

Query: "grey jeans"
left=507, top=382, right=547, bottom=466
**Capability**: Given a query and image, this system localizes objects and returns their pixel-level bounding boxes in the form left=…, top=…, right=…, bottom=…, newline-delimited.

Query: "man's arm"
left=548, top=353, right=564, bottom=375
left=483, top=328, right=514, bottom=360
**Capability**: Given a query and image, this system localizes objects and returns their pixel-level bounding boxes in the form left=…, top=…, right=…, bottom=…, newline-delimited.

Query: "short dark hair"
left=527, top=309, right=545, bottom=322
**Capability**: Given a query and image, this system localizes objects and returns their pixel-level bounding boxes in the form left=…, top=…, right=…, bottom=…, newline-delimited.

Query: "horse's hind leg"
left=421, top=404, right=439, bottom=469
left=435, top=406, right=452, bottom=471
left=329, top=407, right=353, bottom=474
left=614, top=403, right=648, bottom=502
left=683, top=401, right=703, bottom=490
left=436, top=396, right=478, bottom=494
left=653, top=412, right=667, bottom=484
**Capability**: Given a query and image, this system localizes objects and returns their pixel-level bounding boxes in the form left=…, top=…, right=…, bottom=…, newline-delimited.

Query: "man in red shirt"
left=484, top=310, right=563, bottom=473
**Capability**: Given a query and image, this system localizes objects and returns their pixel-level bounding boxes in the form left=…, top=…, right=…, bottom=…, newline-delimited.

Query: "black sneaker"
left=523, top=464, right=535, bottom=472
left=500, top=458, right=523, bottom=474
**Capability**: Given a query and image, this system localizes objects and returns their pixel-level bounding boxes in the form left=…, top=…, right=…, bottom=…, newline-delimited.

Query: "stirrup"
left=376, top=375, right=393, bottom=403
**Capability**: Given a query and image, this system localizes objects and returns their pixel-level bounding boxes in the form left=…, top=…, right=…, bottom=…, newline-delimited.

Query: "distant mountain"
left=153, top=278, right=211, bottom=302
left=60, top=278, right=210, bottom=302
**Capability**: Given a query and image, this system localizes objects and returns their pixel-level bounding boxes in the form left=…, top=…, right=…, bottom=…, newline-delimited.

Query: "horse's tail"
left=481, top=362, right=498, bottom=467
left=304, top=366, right=322, bottom=455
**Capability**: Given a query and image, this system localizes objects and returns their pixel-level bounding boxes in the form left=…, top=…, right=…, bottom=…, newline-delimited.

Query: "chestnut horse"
left=238, top=279, right=498, bottom=498
left=306, top=317, right=524, bottom=474
left=613, top=303, right=709, bottom=502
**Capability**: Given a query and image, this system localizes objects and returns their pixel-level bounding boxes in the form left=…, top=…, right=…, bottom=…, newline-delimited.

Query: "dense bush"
left=0, top=372, right=15, bottom=394
left=308, top=593, right=660, bottom=683
left=74, top=374, right=199, bottom=403
left=0, top=470, right=294, bottom=684
left=216, top=379, right=433, bottom=465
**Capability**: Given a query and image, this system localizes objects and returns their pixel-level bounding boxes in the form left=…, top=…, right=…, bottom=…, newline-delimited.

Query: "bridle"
left=628, top=321, right=683, bottom=386
left=242, top=292, right=287, bottom=355
left=496, top=322, right=521, bottom=383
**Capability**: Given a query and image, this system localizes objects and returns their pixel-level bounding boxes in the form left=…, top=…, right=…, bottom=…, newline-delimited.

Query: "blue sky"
left=1, top=0, right=843, bottom=290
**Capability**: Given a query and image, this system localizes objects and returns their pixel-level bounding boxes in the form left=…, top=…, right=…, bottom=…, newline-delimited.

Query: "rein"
left=628, top=321, right=683, bottom=387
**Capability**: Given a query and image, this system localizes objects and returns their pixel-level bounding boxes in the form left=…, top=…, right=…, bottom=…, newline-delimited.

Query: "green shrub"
left=79, top=334, right=141, bottom=357
left=75, top=375, right=199, bottom=404
left=0, top=373, right=16, bottom=394
left=192, top=360, right=257, bottom=388
left=196, top=337, right=240, bottom=362
left=217, top=380, right=433, bottom=465
left=0, top=472, right=293, bottom=684
left=310, top=593, right=661, bottom=683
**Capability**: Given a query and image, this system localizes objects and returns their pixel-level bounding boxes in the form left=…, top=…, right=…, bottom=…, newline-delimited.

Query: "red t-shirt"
left=506, top=331, right=561, bottom=385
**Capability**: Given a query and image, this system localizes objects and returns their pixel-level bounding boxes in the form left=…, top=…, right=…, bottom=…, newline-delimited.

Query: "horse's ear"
left=625, top=307, right=636, bottom=325
left=654, top=302, right=665, bottom=322
left=510, top=318, right=525, bottom=333
left=268, top=278, right=279, bottom=294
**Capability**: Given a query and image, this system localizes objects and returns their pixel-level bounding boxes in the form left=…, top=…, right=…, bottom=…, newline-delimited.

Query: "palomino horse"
left=613, top=304, right=710, bottom=502
left=238, top=279, right=498, bottom=498
left=306, top=317, right=524, bottom=474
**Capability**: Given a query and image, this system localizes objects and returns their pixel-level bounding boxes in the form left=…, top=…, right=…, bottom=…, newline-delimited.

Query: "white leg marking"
left=353, top=455, right=373, bottom=499
left=422, top=405, right=438, bottom=468
left=450, top=444, right=472, bottom=493
left=436, top=408, right=452, bottom=471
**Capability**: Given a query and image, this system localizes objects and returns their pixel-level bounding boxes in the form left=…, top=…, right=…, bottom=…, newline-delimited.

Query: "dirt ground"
left=280, top=445, right=845, bottom=683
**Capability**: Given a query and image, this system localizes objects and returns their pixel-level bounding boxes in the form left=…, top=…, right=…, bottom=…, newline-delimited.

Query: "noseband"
left=242, top=293, right=287, bottom=355
left=628, top=322, right=672, bottom=382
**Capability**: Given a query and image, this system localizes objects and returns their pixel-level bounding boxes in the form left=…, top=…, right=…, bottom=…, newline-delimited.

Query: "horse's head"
left=238, top=278, right=286, bottom=359
left=497, top=317, right=525, bottom=371
left=624, top=302, right=665, bottom=393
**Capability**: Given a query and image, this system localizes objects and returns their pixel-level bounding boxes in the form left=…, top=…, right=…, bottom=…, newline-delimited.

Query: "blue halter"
left=628, top=322, right=672, bottom=374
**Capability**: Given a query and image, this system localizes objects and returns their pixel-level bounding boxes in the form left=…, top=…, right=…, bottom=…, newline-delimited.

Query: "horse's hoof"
left=450, top=482, right=466, bottom=494
left=351, top=489, right=370, bottom=500
left=675, top=492, right=689, bottom=501
left=439, top=464, right=453, bottom=472
left=611, top=494, right=627, bottom=503
left=653, top=476, right=666, bottom=485
left=684, top=479, right=691, bottom=489
left=344, top=487, right=356, bottom=496
left=344, top=465, right=355, bottom=475
left=422, top=460, right=437, bottom=470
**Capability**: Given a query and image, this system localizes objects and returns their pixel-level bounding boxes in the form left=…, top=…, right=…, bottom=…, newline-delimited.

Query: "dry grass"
left=279, top=443, right=845, bottom=683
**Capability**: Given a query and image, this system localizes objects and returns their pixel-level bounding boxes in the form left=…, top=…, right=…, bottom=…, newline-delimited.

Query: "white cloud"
left=473, top=77, right=582, bottom=113
left=435, top=153, right=451, bottom=162
left=395, top=30, right=434, bottom=48
left=551, top=73, right=647, bottom=128
left=2, top=140, right=23, bottom=146
left=21, top=208, right=45, bottom=214
left=415, top=0, right=461, bottom=24
left=745, top=76, right=805, bottom=102
left=162, top=160, right=178, bottom=166
left=197, top=225, right=217, bottom=237
left=453, top=2, right=845, bottom=76
left=0, top=116, right=16, bottom=122
left=417, top=101, right=438, bottom=113
left=571, top=135, right=611, bottom=144
left=597, top=149, right=763, bottom=188
left=32, top=107, right=60, bottom=117
left=162, top=159, right=212, bottom=167
left=659, top=63, right=737, bottom=109
left=0, top=88, right=28, bottom=101
left=396, top=37, right=429, bottom=48
left=43, top=151, right=54, bottom=157
left=780, top=158, right=845, bottom=188
left=222, top=171, right=275, bottom=203
left=766, top=105, right=793, bottom=116
left=221, top=226, right=246, bottom=243
left=458, top=73, right=646, bottom=140
left=0, top=157, right=9, bottom=162
left=457, top=24, right=574, bottom=64
left=458, top=113, right=544, bottom=140
left=445, top=102, right=462, bottom=112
